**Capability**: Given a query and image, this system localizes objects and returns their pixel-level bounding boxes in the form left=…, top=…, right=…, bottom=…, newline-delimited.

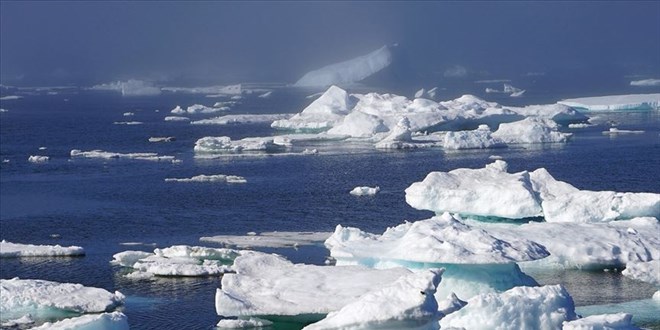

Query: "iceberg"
left=272, top=85, right=352, bottom=131
left=558, top=94, right=660, bottom=112
left=165, top=174, right=246, bottom=183
left=70, top=149, right=176, bottom=162
left=201, top=231, right=331, bottom=249
left=630, top=79, right=660, bottom=87
left=112, top=245, right=243, bottom=278
left=0, top=240, right=84, bottom=258
left=349, top=186, right=380, bottom=196
left=621, top=260, right=660, bottom=285
left=185, top=103, right=230, bottom=114
left=294, top=45, right=393, bottom=87
left=191, top=114, right=291, bottom=125
left=439, top=285, right=577, bottom=330
left=441, top=125, right=504, bottom=150
left=302, top=269, right=443, bottom=330
left=28, top=311, right=129, bottom=330
left=0, top=278, right=124, bottom=323
left=90, top=79, right=161, bottom=96
left=491, top=117, right=572, bottom=144
left=194, top=136, right=288, bottom=154
left=215, top=253, right=411, bottom=318
left=28, top=155, right=49, bottom=163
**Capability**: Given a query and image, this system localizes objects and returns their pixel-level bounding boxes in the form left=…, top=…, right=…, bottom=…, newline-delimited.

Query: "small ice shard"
left=164, top=116, right=190, bottom=122
left=621, top=260, right=660, bottom=285
left=112, top=246, right=244, bottom=277
left=414, top=88, right=425, bottom=98
left=0, top=95, right=23, bottom=100
left=70, top=149, right=176, bottom=162
left=200, top=231, right=332, bottom=249
left=0, top=240, right=85, bottom=258
left=562, top=313, right=637, bottom=330
left=602, top=128, right=645, bottom=135
left=444, top=65, right=468, bottom=78
left=0, top=278, right=124, bottom=323
left=302, top=148, right=319, bottom=155
left=349, top=186, right=380, bottom=196
left=28, top=155, right=49, bottom=163
left=216, top=317, right=273, bottom=328
left=558, top=94, right=660, bottom=111
left=302, top=269, right=443, bottom=330
left=191, top=114, right=291, bottom=125
left=165, top=174, right=246, bottom=183
left=294, top=45, right=393, bottom=87
left=194, top=136, right=287, bottom=153
left=38, top=146, right=47, bottom=150
left=509, top=89, right=525, bottom=97
left=28, top=311, right=129, bottom=330
left=113, top=121, right=143, bottom=125
left=0, top=108, right=8, bottom=112
left=148, top=136, right=175, bottom=142
left=123, top=112, right=134, bottom=116
left=272, top=85, right=352, bottom=131
left=630, top=79, right=660, bottom=87
left=170, top=105, right=185, bottom=114
left=491, top=117, right=572, bottom=144
left=258, top=91, right=273, bottom=98
left=439, top=285, right=577, bottom=330
left=215, top=253, right=411, bottom=318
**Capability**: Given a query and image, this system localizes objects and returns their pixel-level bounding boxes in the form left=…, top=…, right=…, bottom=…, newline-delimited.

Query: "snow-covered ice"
left=0, top=278, right=124, bottom=323
left=558, top=94, right=660, bottom=111
left=302, top=269, right=443, bottom=330
left=0, top=240, right=85, bottom=258
left=349, top=186, right=380, bottom=196
left=215, top=253, right=411, bottom=318
left=194, top=136, right=288, bottom=153
left=112, top=245, right=243, bottom=278
left=216, top=317, right=273, bottom=328
left=164, top=115, right=190, bottom=122
left=272, top=85, right=352, bottom=131
left=294, top=45, right=393, bottom=87
left=200, top=231, right=332, bottom=249
left=439, top=285, right=577, bottom=330
left=562, top=313, right=637, bottom=330
left=491, top=117, right=572, bottom=144
left=630, top=79, right=660, bottom=87
left=28, top=311, right=129, bottom=330
left=621, top=260, right=660, bottom=285
left=28, top=155, right=49, bottom=163
left=191, top=114, right=291, bottom=125
left=165, top=174, right=246, bottom=183
left=70, top=149, right=176, bottom=162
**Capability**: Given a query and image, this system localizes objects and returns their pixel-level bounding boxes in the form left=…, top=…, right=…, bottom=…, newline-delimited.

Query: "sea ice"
left=123, top=112, right=134, bottom=116
left=28, top=155, right=49, bottom=163
left=558, top=94, right=660, bottom=111
left=506, top=104, right=588, bottom=124
left=491, top=117, right=572, bottom=144
left=164, top=174, right=246, bottom=183
left=350, top=186, right=380, bottom=196
left=0, top=240, right=85, bottom=258
left=148, top=136, right=175, bottom=142
left=215, top=253, right=411, bottom=318
left=562, top=313, right=637, bottom=330
left=185, top=103, right=230, bottom=114
left=441, top=125, right=504, bottom=150
left=28, top=311, right=129, bottom=330
left=621, top=260, right=660, bottom=285
left=302, top=269, right=443, bottom=330
left=272, top=85, right=352, bottom=131
left=0, top=95, right=23, bottom=100
left=194, top=136, right=288, bottom=153
left=191, top=114, right=291, bottom=125
left=216, top=317, right=273, bottom=328
left=162, top=84, right=242, bottom=95
left=602, top=128, right=645, bottom=135
left=630, top=79, right=660, bottom=87
left=70, top=149, right=175, bottom=162
left=0, top=278, right=124, bottom=323
left=200, top=231, right=332, bottom=249
left=294, top=45, right=393, bottom=87
left=113, top=121, right=143, bottom=125
left=112, top=245, right=243, bottom=277
left=164, top=116, right=190, bottom=122
left=439, top=285, right=577, bottom=330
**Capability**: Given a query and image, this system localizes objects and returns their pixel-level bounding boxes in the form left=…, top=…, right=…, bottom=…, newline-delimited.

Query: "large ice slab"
left=439, top=285, right=577, bottom=330
left=0, top=278, right=124, bottom=323
left=70, top=149, right=176, bottom=162
left=191, top=114, right=291, bottom=125
left=302, top=269, right=443, bottom=330
left=194, top=136, right=288, bottom=154
left=622, top=260, right=660, bottom=285
left=272, top=85, right=352, bottom=131
left=112, top=245, right=243, bottom=277
left=0, top=240, right=84, bottom=258
left=200, top=231, right=332, bottom=249
left=215, top=253, right=411, bottom=318
left=28, top=311, right=129, bottom=330
left=294, top=45, right=393, bottom=87
left=558, top=94, right=660, bottom=112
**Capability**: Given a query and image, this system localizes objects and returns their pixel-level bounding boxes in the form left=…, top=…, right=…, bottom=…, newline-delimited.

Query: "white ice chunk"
left=28, top=155, right=49, bottom=163
left=272, top=85, right=351, bottom=131
left=122, top=112, right=134, bottom=117
left=437, top=292, right=467, bottom=316
left=439, top=285, right=577, bottom=330
left=194, top=136, right=287, bottom=153
left=602, top=128, right=645, bottom=135
left=630, top=79, right=660, bottom=87
left=164, top=116, right=190, bottom=122
left=326, top=111, right=388, bottom=137
left=70, top=149, right=175, bottom=162
left=185, top=103, right=230, bottom=114
left=507, top=104, right=588, bottom=123
left=302, top=269, right=443, bottom=330
left=201, top=231, right=332, bottom=249
left=28, top=311, right=129, bottom=330
left=0, top=278, right=124, bottom=322
left=215, top=253, right=411, bottom=317
left=165, top=174, right=246, bottom=183
left=491, top=117, right=572, bottom=144
left=258, top=91, right=273, bottom=98
left=558, top=94, right=660, bottom=111
left=191, top=114, right=291, bottom=125
left=622, top=260, right=660, bottom=285
left=349, top=186, right=380, bottom=196
left=294, top=45, right=393, bottom=87
left=374, top=117, right=415, bottom=149
left=112, top=121, right=142, bottom=125
left=216, top=317, right=273, bottom=328
left=442, top=125, right=504, bottom=150
left=0, top=95, right=23, bottom=100
left=148, top=136, right=175, bottom=142
left=0, top=240, right=84, bottom=258
left=562, top=313, right=637, bottom=330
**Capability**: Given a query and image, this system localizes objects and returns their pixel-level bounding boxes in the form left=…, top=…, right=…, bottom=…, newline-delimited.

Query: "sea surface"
left=1, top=87, right=659, bottom=329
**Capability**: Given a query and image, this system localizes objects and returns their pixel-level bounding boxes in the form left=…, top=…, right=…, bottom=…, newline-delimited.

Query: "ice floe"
left=622, top=260, right=660, bottom=285
left=200, top=231, right=332, bottom=249
left=162, top=84, right=242, bottom=95
left=485, top=83, right=526, bottom=97
left=294, top=45, right=393, bottom=87
left=439, top=285, right=577, bottom=330
left=405, top=160, right=660, bottom=222
left=216, top=317, right=273, bottom=328
left=562, top=313, right=637, bottom=330
left=215, top=253, right=411, bottom=318
left=113, top=121, right=143, bottom=125
left=350, top=186, right=380, bottom=196
left=148, top=136, right=175, bottom=142
left=630, top=79, right=660, bottom=87
left=0, top=95, right=23, bottom=100
left=0, top=278, right=124, bottom=323
left=123, top=112, right=134, bottom=116
left=0, top=240, right=85, bottom=258
left=165, top=174, right=246, bottom=183
left=191, top=114, right=291, bottom=125
left=602, top=128, right=645, bottom=135
left=194, top=136, right=288, bottom=154
left=164, top=115, right=190, bottom=122
left=28, top=155, right=49, bottom=163
left=28, top=311, right=129, bottom=330
left=558, top=94, right=660, bottom=112
left=70, top=149, right=176, bottom=162
left=112, top=245, right=244, bottom=278
left=302, top=269, right=443, bottom=330
left=90, top=79, right=161, bottom=96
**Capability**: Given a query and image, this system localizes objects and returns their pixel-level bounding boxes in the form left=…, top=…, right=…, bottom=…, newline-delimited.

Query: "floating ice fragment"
left=630, top=79, right=660, bottom=87
left=148, top=136, right=175, bottom=142
left=272, top=85, right=352, bottom=131
left=194, top=136, right=287, bottom=153
left=491, top=117, right=572, bottom=144
left=349, top=186, right=380, bottom=196
left=562, top=313, right=637, bottom=330
left=216, top=317, right=273, bottom=328
left=191, top=114, right=291, bottom=125
left=200, top=231, right=331, bottom=249
left=113, top=121, right=142, bottom=125
left=0, top=95, right=23, bottom=100
left=123, top=112, right=134, bottom=116
left=165, top=174, right=246, bottom=183
left=28, top=311, right=129, bottom=330
left=558, top=94, right=660, bottom=112
left=70, top=149, right=176, bottom=162
left=621, top=260, right=660, bottom=285
left=258, top=91, right=273, bottom=98
left=0, top=240, right=84, bottom=258
left=602, top=128, right=645, bottom=135
left=28, top=155, right=49, bottom=163
left=164, top=116, right=190, bottom=122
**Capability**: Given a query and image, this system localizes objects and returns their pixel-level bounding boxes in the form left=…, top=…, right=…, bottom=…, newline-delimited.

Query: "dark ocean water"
left=1, top=88, right=659, bottom=329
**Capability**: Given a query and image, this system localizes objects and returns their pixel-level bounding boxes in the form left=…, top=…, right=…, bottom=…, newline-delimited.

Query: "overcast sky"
left=1, top=1, right=659, bottom=86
